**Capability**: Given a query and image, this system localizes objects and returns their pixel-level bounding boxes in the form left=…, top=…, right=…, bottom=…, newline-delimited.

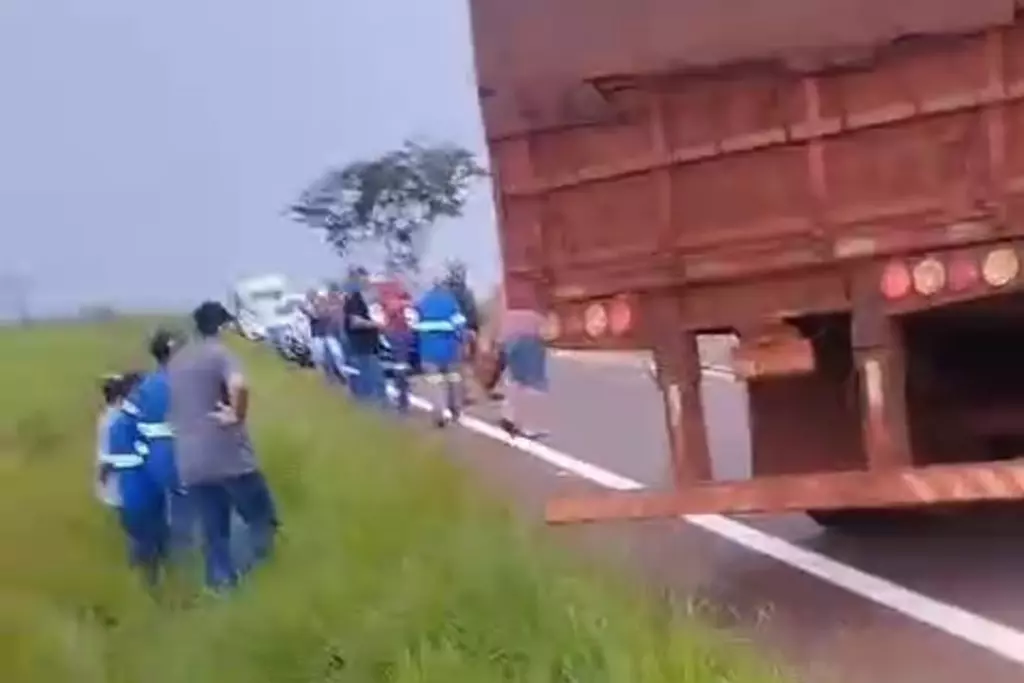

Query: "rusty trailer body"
left=468, top=0, right=1024, bottom=528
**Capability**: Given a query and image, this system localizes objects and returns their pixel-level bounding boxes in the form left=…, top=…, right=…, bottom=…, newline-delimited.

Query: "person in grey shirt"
left=168, top=300, right=278, bottom=589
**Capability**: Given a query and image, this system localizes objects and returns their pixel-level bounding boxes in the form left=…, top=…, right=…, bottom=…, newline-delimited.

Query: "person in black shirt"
left=343, top=267, right=388, bottom=407
left=443, top=261, right=483, bottom=404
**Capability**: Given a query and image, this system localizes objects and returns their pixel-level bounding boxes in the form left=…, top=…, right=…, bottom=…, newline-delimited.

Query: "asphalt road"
left=425, top=344, right=1024, bottom=683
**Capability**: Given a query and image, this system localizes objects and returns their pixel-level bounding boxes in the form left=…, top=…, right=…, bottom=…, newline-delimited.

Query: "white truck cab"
left=230, top=274, right=289, bottom=341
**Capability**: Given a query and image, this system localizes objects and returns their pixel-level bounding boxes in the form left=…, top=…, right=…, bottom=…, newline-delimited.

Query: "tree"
left=288, top=141, right=486, bottom=274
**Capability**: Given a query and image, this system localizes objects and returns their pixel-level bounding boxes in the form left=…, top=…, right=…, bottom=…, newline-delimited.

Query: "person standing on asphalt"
left=489, top=284, right=549, bottom=439
left=414, top=275, right=467, bottom=427
left=123, top=328, right=194, bottom=557
left=379, top=282, right=415, bottom=414
left=443, top=261, right=483, bottom=406
left=342, top=267, right=388, bottom=407
left=168, top=301, right=279, bottom=590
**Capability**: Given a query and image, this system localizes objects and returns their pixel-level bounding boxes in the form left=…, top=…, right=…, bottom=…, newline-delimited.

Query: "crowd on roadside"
left=95, top=264, right=552, bottom=588
left=296, top=264, right=551, bottom=438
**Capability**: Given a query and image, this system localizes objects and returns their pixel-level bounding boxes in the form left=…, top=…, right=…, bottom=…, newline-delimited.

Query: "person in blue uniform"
left=101, top=371, right=169, bottom=585
left=123, top=329, right=193, bottom=557
left=414, top=277, right=467, bottom=426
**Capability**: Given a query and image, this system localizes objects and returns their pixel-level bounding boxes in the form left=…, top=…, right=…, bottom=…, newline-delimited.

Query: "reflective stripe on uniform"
left=414, top=320, right=457, bottom=332
left=137, top=422, right=174, bottom=439
left=424, top=372, right=462, bottom=384
left=100, top=452, right=145, bottom=468
left=450, top=312, right=467, bottom=327
left=121, top=401, right=140, bottom=416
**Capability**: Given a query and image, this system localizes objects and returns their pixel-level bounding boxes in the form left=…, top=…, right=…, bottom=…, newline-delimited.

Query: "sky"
left=0, top=0, right=500, bottom=318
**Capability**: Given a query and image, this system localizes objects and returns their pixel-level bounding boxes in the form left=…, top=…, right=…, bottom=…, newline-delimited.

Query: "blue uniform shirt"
left=123, top=368, right=179, bottom=491
left=104, top=406, right=160, bottom=514
left=414, top=286, right=466, bottom=368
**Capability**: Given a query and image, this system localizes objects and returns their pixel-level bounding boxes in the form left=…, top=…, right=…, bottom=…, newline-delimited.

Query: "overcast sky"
left=0, top=0, right=500, bottom=317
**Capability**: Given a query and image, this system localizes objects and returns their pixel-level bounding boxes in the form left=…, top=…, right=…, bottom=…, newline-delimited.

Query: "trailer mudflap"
left=545, top=460, right=1024, bottom=524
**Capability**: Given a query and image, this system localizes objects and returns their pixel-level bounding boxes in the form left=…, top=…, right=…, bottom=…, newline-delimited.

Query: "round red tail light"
left=948, top=256, right=980, bottom=292
left=911, top=257, right=946, bottom=296
left=982, top=248, right=1020, bottom=287
left=583, top=302, right=609, bottom=337
left=880, top=261, right=912, bottom=300
left=541, top=311, right=560, bottom=341
left=609, top=297, right=633, bottom=336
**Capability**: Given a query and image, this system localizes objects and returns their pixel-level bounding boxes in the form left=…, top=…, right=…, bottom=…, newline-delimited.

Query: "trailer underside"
left=546, top=281, right=1024, bottom=527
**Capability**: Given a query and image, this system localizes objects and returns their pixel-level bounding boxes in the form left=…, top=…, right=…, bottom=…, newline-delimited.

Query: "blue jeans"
left=118, top=468, right=169, bottom=585
left=167, top=487, right=196, bottom=558
left=348, top=353, right=389, bottom=408
left=189, top=471, right=279, bottom=589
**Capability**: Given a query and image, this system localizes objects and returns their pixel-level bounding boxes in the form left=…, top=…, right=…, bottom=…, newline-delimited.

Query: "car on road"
left=231, top=274, right=290, bottom=342
left=266, top=294, right=313, bottom=367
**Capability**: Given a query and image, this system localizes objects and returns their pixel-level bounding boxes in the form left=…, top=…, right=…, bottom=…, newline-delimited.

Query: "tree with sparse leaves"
left=288, top=141, right=486, bottom=274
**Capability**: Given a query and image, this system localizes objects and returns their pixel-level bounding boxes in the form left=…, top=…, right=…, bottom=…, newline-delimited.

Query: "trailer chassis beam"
left=546, top=460, right=1024, bottom=524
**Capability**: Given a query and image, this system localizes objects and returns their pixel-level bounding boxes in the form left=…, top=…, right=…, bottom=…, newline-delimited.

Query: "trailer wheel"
left=807, top=509, right=926, bottom=535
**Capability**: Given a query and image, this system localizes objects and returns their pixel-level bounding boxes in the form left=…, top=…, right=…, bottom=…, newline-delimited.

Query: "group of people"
left=96, top=301, right=278, bottom=589
left=300, top=265, right=550, bottom=437
left=94, top=267, right=550, bottom=588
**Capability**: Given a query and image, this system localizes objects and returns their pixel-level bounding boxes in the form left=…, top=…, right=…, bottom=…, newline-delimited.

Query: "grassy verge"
left=0, top=319, right=786, bottom=683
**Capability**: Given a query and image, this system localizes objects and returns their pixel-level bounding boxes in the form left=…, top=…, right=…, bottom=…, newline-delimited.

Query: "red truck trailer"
left=468, top=0, right=1024, bottom=528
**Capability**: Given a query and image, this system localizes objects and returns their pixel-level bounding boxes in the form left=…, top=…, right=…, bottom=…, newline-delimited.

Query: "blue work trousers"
left=118, top=467, right=170, bottom=585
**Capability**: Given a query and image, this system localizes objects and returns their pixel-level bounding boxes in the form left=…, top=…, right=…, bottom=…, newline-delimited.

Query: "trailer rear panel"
left=471, top=1, right=1024, bottom=345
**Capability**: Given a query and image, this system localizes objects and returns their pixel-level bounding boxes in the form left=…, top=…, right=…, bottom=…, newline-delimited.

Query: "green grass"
left=0, top=319, right=786, bottom=683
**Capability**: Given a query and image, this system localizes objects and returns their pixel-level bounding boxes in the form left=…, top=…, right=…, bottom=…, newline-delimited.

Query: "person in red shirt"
left=376, top=280, right=416, bottom=413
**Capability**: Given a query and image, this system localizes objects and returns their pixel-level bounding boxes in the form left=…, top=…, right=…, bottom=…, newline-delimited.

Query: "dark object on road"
left=469, top=0, right=1024, bottom=531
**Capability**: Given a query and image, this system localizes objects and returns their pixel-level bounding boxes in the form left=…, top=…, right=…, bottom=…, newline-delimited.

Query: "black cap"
left=149, top=328, right=181, bottom=362
left=192, top=300, right=233, bottom=336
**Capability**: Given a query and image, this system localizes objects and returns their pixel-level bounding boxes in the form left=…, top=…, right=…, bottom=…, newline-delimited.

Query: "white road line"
left=404, top=391, right=1024, bottom=667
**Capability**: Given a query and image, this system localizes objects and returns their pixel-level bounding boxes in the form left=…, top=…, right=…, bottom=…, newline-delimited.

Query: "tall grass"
left=0, top=320, right=786, bottom=682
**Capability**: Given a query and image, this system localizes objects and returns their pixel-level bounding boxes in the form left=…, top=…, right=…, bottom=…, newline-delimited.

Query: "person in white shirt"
left=94, top=373, right=140, bottom=508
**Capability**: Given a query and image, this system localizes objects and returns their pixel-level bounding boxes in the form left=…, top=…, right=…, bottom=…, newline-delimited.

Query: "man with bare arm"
left=168, top=301, right=279, bottom=590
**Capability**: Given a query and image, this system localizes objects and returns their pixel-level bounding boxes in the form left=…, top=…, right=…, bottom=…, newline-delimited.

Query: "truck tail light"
left=981, top=248, right=1020, bottom=287
left=583, top=302, right=609, bottom=337
left=911, top=257, right=946, bottom=296
left=948, top=255, right=980, bottom=292
left=608, top=297, right=633, bottom=336
left=880, top=261, right=912, bottom=300
left=541, top=311, right=560, bottom=341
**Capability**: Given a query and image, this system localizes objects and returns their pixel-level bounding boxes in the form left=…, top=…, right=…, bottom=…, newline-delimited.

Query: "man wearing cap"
left=122, top=328, right=194, bottom=556
left=168, top=301, right=279, bottom=589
